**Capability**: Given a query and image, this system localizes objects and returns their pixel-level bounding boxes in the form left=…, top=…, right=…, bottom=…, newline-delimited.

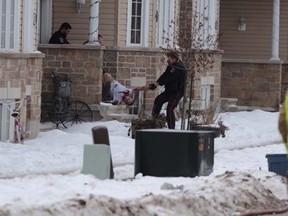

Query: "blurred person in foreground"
left=278, top=91, right=288, bottom=192
left=278, top=91, right=288, bottom=151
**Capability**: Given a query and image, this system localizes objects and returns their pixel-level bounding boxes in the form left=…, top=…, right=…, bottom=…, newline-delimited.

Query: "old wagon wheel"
left=64, top=101, right=93, bottom=126
left=49, top=96, right=68, bottom=129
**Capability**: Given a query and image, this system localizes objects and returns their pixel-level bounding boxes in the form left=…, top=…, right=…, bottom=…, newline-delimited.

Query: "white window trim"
left=23, top=0, right=33, bottom=52
left=0, top=0, right=20, bottom=52
left=126, top=0, right=149, bottom=47
left=156, top=0, right=175, bottom=48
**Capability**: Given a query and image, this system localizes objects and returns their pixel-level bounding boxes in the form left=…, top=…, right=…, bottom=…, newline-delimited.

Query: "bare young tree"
left=160, top=1, right=221, bottom=130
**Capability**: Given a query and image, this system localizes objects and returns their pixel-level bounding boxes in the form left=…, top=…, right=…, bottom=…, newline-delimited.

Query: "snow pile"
left=0, top=172, right=286, bottom=216
left=0, top=110, right=288, bottom=215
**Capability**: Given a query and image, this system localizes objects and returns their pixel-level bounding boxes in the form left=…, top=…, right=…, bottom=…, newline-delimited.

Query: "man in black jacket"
left=148, top=51, right=187, bottom=129
left=49, top=22, right=72, bottom=44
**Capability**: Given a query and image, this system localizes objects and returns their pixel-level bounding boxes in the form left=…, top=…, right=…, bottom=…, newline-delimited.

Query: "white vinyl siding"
left=126, top=0, right=149, bottom=46
left=156, top=0, right=175, bottom=47
left=0, top=0, right=19, bottom=51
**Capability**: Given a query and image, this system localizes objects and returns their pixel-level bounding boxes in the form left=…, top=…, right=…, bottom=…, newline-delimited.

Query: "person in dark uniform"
left=148, top=51, right=187, bottom=129
left=49, top=22, right=72, bottom=44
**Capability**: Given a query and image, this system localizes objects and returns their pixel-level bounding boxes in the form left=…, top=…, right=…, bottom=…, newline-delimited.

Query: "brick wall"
left=221, top=60, right=282, bottom=108
left=0, top=53, right=44, bottom=139
left=39, top=44, right=103, bottom=121
left=183, top=50, right=222, bottom=105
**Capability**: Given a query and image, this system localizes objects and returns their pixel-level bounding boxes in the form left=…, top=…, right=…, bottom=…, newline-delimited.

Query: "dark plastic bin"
left=266, top=154, right=288, bottom=176
left=135, top=129, right=215, bottom=177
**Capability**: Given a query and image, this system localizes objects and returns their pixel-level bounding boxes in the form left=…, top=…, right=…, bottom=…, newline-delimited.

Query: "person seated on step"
left=102, top=74, right=113, bottom=103
left=102, top=73, right=134, bottom=106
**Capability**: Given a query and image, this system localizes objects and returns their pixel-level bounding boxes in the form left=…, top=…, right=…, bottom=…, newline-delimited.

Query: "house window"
left=131, top=0, right=141, bottom=44
left=200, top=85, right=211, bottom=109
left=127, top=0, right=149, bottom=46
left=156, top=0, right=175, bottom=48
left=200, top=76, right=215, bottom=109
left=0, top=0, right=19, bottom=51
left=39, top=0, right=52, bottom=44
left=194, top=0, right=218, bottom=49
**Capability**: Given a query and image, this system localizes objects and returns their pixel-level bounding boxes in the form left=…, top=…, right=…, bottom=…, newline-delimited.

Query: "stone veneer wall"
left=183, top=50, right=223, bottom=105
left=38, top=44, right=103, bottom=121
left=221, top=60, right=282, bottom=108
left=38, top=45, right=222, bottom=120
left=0, top=53, right=44, bottom=139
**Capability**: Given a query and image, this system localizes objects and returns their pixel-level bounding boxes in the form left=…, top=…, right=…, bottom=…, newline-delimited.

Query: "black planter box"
left=135, top=129, right=215, bottom=177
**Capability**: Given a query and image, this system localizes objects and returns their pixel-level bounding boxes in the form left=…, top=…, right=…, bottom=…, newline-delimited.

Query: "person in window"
left=102, top=73, right=134, bottom=105
left=137, top=51, right=187, bottom=129
left=49, top=22, right=72, bottom=44
left=98, top=34, right=104, bottom=45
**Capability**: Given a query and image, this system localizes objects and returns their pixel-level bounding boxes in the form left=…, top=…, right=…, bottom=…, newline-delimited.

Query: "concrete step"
left=220, top=97, right=239, bottom=112
left=233, top=105, right=277, bottom=112
left=97, top=102, right=134, bottom=121
left=40, top=122, right=55, bottom=131
left=107, top=113, right=138, bottom=122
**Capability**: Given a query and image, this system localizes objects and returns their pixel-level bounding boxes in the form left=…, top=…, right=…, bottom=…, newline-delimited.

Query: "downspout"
left=89, top=0, right=100, bottom=44
left=270, top=0, right=280, bottom=61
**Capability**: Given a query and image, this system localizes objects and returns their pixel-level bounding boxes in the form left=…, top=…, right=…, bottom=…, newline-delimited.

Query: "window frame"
left=126, top=0, right=149, bottom=47
left=0, top=0, right=20, bottom=52
left=194, top=0, right=218, bottom=50
left=200, top=85, right=211, bottom=109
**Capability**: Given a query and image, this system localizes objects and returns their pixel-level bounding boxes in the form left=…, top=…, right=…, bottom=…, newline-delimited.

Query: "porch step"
left=233, top=105, right=277, bottom=112
left=220, top=97, right=239, bottom=112
left=97, top=102, right=136, bottom=122
left=40, top=122, right=55, bottom=131
left=108, top=113, right=138, bottom=122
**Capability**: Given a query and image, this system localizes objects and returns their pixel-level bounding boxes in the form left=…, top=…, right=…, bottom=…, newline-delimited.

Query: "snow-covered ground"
left=0, top=110, right=288, bottom=215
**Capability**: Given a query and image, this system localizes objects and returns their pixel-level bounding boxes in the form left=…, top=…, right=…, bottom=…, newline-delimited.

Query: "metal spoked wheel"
left=64, top=101, right=93, bottom=126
